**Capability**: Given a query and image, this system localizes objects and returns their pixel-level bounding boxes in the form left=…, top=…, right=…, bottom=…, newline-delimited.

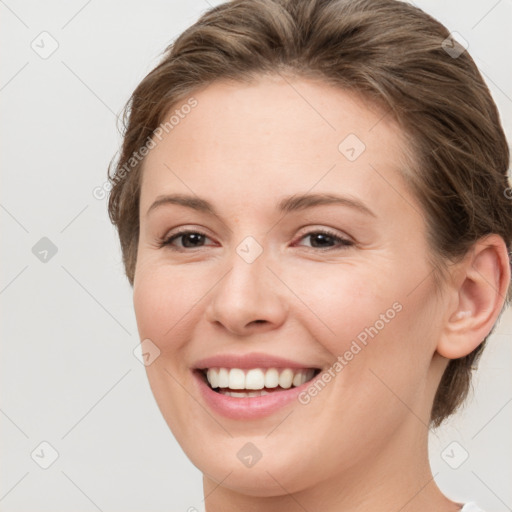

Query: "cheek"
left=132, top=261, right=207, bottom=353
left=303, top=261, right=438, bottom=395
left=293, top=263, right=397, bottom=350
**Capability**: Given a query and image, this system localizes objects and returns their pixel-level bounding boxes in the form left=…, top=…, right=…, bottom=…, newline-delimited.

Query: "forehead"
left=139, top=75, right=413, bottom=217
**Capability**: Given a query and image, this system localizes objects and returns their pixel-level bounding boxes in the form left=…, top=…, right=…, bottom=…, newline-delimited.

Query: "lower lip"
left=192, top=370, right=316, bottom=420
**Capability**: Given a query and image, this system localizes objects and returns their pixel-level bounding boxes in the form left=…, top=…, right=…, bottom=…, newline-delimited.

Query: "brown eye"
left=296, top=230, right=353, bottom=250
left=160, top=230, right=213, bottom=249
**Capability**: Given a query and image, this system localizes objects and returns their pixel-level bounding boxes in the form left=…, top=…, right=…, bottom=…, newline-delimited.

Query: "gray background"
left=1, top=0, right=511, bottom=510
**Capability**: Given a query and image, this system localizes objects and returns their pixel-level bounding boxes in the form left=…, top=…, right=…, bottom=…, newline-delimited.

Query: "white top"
left=197, top=502, right=483, bottom=511
left=461, top=503, right=485, bottom=512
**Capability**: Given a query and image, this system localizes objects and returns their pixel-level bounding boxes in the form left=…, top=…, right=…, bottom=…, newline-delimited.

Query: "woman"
left=107, top=0, right=511, bottom=510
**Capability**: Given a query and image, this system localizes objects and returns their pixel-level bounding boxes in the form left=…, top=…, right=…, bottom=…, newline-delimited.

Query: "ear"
left=437, top=234, right=511, bottom=359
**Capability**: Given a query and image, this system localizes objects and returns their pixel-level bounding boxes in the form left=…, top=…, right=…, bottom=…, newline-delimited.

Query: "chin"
left=197, top=454, right=313, bottom=498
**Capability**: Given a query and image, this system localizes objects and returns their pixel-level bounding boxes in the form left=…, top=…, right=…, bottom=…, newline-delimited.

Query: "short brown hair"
left=107, top=0, right=512, bottom=426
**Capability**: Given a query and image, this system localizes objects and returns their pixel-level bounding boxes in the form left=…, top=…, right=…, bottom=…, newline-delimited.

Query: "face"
left=133, top=75, right=449, bottom=496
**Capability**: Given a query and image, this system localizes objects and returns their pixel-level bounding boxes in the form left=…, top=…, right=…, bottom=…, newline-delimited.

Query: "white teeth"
left=245, top=368, right=265, bottom=390
left=204, top=367, right=317, bottom=390
left=292, top=371, right=304, bottom=387
left=265, top=368, right=279, bottom=388
left=219, top=390, right=271, bottom=397
left=278, top=368, right=294, bottom=389
left=228, top=391, right=248, bottom=397
left=218, top=368, right=229, bottom=388
left=206, top=368, right=219, bottom=388
left=228, top=368, right=246, bottom=389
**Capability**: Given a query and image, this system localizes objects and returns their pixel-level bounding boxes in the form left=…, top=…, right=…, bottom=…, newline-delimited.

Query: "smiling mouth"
left=196, top=367, right=321, bottom=397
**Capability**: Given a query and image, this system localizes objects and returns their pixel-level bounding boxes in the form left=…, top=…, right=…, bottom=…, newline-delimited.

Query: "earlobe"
left=437, top=234, right=510, bottom=360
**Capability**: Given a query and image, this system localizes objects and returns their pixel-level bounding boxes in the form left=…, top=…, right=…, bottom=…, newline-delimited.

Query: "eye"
left=158, top=228, right=354, bottom=251
left=159, top=229, right=214, bottom=250
left=294, top=229, right=354, bottom=250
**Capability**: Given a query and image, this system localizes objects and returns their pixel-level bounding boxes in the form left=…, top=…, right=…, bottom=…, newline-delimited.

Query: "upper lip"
left=192, top=352, right=321, bottom=370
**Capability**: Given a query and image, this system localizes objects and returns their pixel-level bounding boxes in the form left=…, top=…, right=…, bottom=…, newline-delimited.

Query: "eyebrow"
left=146, top=192, right=377, bottom=218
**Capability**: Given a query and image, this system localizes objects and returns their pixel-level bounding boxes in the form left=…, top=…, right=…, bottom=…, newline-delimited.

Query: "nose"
left=204, top=247, right=288, bottom=336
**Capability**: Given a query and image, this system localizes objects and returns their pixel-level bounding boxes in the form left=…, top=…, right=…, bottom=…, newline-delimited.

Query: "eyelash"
left=157, top=228, right=354, bottom=252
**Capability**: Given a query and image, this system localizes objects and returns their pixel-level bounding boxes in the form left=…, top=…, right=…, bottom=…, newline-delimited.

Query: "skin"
left=132, top=74, right=509, bottom=511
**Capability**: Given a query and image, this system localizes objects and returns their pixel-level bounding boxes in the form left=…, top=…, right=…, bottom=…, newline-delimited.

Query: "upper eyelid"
left=164, top=227, right=215, bottom=242
left=163, top=227, right=353, bottom=247
left=164, top=226, right=348, bottom=239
